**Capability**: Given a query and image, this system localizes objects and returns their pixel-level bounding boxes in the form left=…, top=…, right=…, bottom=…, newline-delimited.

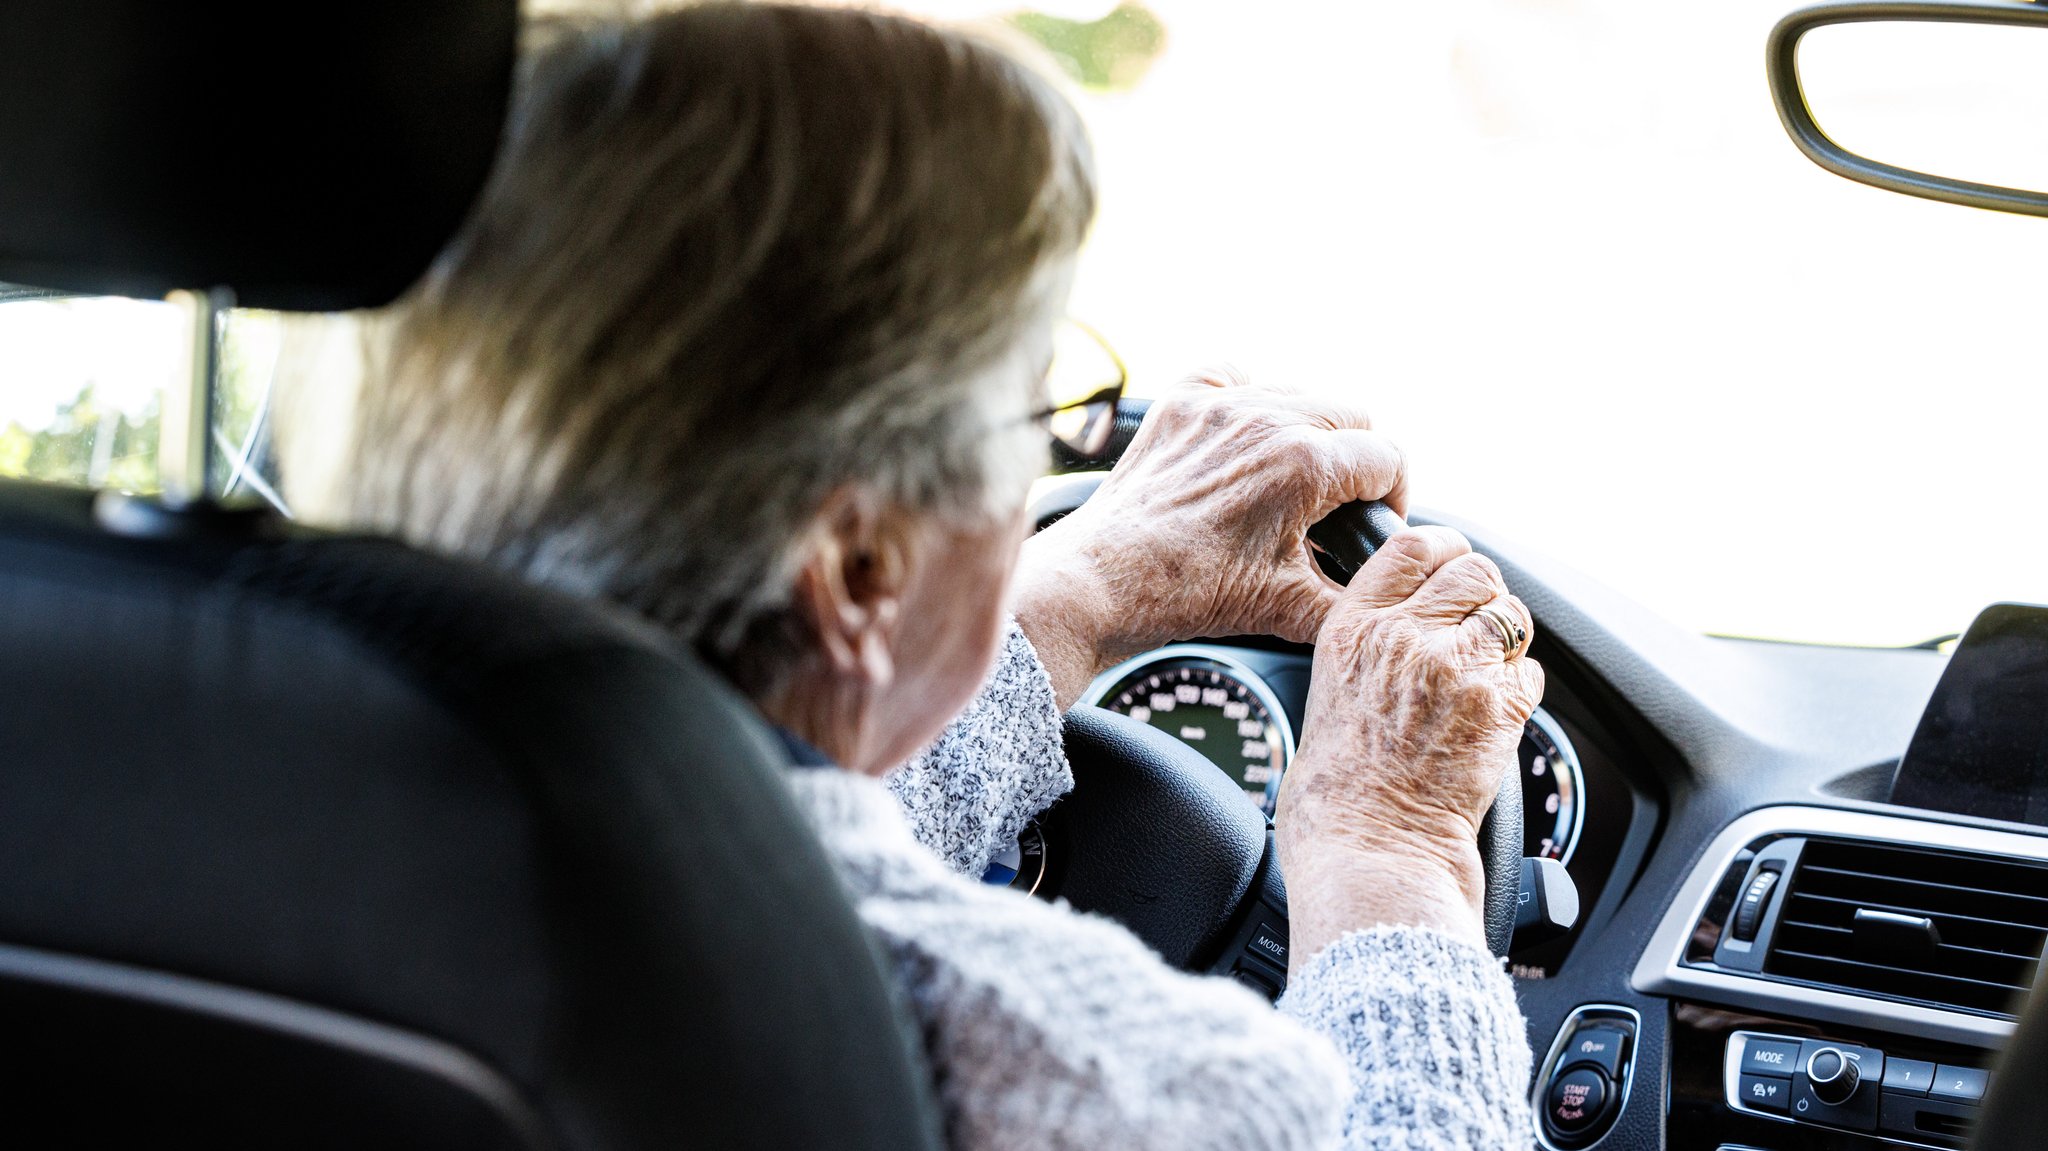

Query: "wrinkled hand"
left=1014, top=372, right=1407, bottom=706
left=1275, top=526, right=1543, bottom=963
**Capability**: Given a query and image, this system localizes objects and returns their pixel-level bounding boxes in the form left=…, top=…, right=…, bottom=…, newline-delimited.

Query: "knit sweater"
left=781, top=625, right=1533, bottom=1151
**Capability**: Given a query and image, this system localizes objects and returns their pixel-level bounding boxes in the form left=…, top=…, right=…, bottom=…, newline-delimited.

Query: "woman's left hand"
left=1013, top=371, right=1407, bottom=708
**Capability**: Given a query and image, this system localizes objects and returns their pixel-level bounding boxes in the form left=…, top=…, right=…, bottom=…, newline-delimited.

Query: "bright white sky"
left=7, top=0, right=2048, bottom=646
left=0, top=297, right=178, bottom=428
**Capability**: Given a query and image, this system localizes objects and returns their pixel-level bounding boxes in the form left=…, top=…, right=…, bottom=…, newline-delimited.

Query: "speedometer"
left=1085, top=646, right=1295, bottom=817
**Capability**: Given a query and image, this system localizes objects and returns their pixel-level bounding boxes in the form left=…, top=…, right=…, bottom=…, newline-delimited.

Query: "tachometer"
left=1085, top=646, right=1295, bottom=817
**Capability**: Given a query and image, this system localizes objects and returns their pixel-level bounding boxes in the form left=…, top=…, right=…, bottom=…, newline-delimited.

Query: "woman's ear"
left=790, top=486, right=915, bottom=688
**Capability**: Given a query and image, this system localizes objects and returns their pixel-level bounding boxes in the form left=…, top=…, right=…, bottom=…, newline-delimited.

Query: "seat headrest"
left=0, top=2, right=516, bottom=310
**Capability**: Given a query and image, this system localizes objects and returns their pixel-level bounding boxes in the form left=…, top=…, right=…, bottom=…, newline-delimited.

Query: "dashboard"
left=1025, top=480, right=2048, bottom=1150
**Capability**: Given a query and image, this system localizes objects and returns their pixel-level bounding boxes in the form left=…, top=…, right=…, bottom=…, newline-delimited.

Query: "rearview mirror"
left=1769, top=1, right=2048, bottom=216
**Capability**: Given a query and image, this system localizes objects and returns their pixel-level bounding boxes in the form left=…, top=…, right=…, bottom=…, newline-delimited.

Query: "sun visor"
left=0, top=2, right=515, bottom=310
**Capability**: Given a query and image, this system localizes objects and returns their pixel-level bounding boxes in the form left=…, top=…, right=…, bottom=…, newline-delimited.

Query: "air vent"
left=1766, top=839, right=2048, bottom=1017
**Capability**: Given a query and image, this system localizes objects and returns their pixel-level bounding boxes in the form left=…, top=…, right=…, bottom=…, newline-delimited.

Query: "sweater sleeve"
left=1278, top=927, right=1534, bottom=1150
left=885, top=622, right=1073, bottom=877
left=790, top=768, right=1350, bottom=1151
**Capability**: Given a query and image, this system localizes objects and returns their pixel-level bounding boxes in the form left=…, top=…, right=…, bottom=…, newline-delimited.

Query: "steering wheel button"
left=1228, top=964, right=1279, bottom=1001
left=1561, top=1027, right=1628, bottom=1078
left=1546, top=1067, right=1610, bottom=1134
left=1737, top=1073, right=1792, bottom=1114
left=1246, top=922, right=1288, bottom=970
left=1739, top=1037, right=1803, bottom=1077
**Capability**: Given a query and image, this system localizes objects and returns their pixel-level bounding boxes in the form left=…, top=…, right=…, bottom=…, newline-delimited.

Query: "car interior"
left=1, top=2, right=2044, bottom=1150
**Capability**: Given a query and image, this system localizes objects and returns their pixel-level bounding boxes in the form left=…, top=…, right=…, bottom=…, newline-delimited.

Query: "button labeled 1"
left=1881, top=1058, right=1935, bottom=1095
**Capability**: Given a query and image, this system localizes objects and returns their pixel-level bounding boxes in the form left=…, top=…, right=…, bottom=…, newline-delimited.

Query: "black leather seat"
left=0, top=5, right=943, bottom=1148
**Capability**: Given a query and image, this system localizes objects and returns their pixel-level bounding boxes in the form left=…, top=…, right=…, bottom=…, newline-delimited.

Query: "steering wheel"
left=1049, top=706, right=1522, bottom=974
left=1033, top=489, right=1525, bottom=988
left=1975, top=980, right=2047, bottom=1147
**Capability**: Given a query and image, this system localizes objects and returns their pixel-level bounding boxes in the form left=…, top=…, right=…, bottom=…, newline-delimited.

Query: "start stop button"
left=1534, top=1005, right=1640, bottom=1149
left=1547, top=1067, right=1610, bottom=1133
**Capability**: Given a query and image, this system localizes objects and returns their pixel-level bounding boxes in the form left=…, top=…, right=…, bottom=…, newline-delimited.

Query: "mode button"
left=1246, top=922, right=1288, bottom=970
left=1739, top=1037, right=1802, bottom=1077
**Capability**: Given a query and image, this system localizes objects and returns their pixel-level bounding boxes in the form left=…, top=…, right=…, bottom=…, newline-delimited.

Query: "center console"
left=1618, top=804, right=2047, bottom=1147
left=1618, top=801, right=2046, bottom=1149
left=1722, top=1029, right=1992, bottom=1147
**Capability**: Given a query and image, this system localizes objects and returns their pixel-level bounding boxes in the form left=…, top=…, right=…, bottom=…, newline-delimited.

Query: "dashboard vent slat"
left=1787, top=890, right=2042, bottom=941
left=1764, top=839, right=2048, bottom=1018
left=1795, top=865, right=2048, bottom=928
left=1771, top=947, right=2031, bottom=997
left=1798, top=863, right=2048, bottom=911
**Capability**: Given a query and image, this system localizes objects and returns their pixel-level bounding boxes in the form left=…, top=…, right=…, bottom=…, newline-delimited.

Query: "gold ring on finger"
left=1473, top=604, right=1527, bottom=661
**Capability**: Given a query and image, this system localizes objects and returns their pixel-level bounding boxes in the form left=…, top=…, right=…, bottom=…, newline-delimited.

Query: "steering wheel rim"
left=1475, top=754, right=1523, bottom=957
left=1974, top=981, right=2048, bottom=1147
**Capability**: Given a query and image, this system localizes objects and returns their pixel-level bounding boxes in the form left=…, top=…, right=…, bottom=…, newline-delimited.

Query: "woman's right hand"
left=1012, top=372, right=1406, bottom=709
left=1274, top=526, right=1544, bottom=970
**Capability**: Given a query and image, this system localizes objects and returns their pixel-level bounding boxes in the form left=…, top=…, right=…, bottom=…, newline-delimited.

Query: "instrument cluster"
left=1081, top=644, right=1588, bottom=865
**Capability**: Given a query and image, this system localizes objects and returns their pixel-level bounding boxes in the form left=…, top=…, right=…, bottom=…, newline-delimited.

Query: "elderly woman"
left=294, top=5, right=1543, bottom=1149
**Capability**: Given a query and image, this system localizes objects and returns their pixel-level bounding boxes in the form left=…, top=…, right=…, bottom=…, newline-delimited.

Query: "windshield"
left=5, top=0, right=2045, bottom=647
left=963, top=0, right=2048, bottom=647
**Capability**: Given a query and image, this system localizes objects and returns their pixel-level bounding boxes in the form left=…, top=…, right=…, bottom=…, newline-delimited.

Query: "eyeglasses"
left=1032, top=318, right=1126, bottom=460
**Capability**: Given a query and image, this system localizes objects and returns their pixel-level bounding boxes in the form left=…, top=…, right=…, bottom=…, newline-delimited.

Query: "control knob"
left=1807, top=1046, right=1861, bottom=1105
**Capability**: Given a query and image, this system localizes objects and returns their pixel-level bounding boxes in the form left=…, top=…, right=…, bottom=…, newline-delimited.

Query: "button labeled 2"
left=1929, top=1064, right=1987, bottom=1103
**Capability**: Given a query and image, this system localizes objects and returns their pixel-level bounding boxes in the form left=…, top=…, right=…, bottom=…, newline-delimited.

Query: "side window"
left=211, top=309, right=289, bottom=512
left=0, top=291, right=174, bottom=492
left=0, top=289, right=288, bottom=509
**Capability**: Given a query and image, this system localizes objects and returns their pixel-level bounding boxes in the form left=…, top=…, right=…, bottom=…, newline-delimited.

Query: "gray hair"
left=306, top=3, right=1096, bottom=695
